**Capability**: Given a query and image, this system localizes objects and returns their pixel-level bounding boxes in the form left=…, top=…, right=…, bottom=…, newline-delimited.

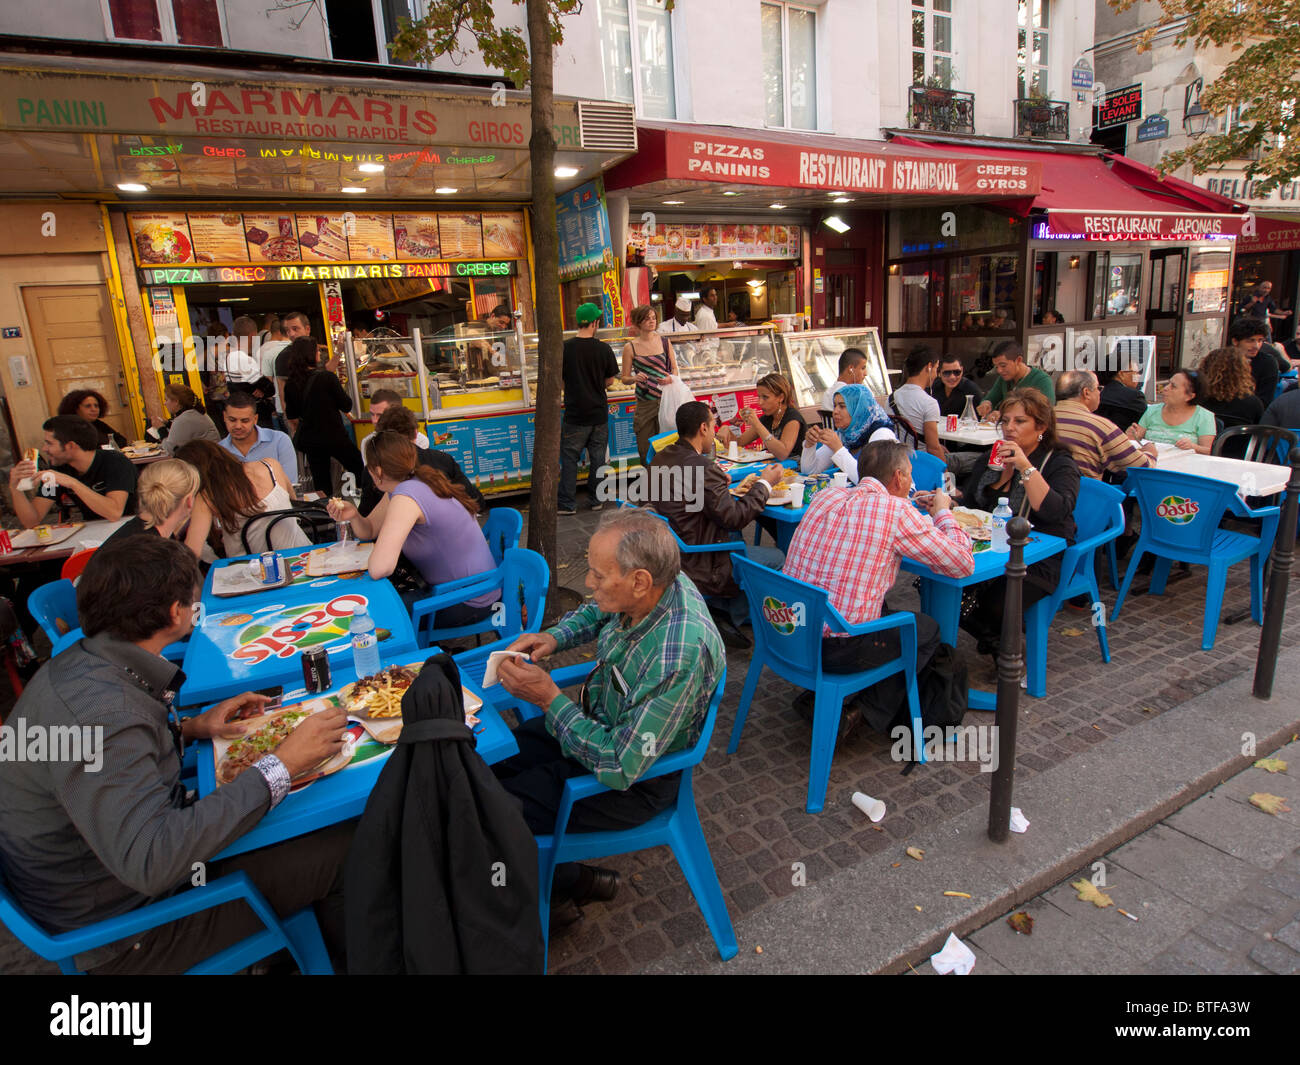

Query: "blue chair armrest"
left=427, top=571, right=499, bottom=596
left=410, top=573, right=499, bottom=621
left=678, top=539, right=747, bottom=556
left=825, top=605, right=916, bottom=640
left=550, top=661, right=596, bottom=689
left=1237, top=502, right=1282, bottom=520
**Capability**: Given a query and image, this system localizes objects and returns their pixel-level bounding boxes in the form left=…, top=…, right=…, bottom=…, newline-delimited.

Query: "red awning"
left=605, top=123, right=1043, bottom=206
left=1238, top=214, right=1300, bottom=253
left=890, top=137, right=1247, bottom=241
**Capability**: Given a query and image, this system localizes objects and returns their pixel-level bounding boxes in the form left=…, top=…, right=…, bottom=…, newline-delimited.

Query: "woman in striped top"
left=621, top=304, right=679, bottom=461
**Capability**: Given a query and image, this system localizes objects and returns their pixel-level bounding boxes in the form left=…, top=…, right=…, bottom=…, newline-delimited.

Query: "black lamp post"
left=1184, top=78, right=1212, bottom=138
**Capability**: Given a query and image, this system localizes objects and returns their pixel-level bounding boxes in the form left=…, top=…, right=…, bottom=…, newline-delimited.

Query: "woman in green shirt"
left=1127, top=370, right=1217, bottom=454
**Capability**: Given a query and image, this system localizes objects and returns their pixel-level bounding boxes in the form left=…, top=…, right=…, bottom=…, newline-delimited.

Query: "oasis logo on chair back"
left=761, top=597, right=805, bottom=634
left=1156, top=495, right=1200, bottom=524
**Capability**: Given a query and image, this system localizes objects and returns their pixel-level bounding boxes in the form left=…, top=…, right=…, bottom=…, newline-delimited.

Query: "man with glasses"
left=1055, top=370, right=1155, bottom=480
left=492, top=509, right=724, bottom=930
left=930, top=355, right=982, bottom=419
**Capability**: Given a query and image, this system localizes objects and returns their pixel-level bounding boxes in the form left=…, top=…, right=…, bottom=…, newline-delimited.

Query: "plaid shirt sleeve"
left=545, top=663, right=707, bottom=791
left=898, top=507, right=975, bottom=577
left=546, top=601, right=606, bottom=652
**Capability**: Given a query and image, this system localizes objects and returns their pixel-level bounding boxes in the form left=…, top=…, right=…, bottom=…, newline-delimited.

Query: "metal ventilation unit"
left=578, top=101, right=638, bottom=152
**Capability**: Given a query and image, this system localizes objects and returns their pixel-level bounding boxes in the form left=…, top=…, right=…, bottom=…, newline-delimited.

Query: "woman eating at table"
left=1126, top=370, right=1217, bottom=455
left=1195, top=346, right=1265, bottom=431
left=175, top=439, right=308, bottom=557
left=800, top=383, right=896, bottom=482
left=327, top=431, right=500, bottom=626
left=961, top=389, right=1080, bottom=659
left=57, top=388, right=128, bottom=449
left=102, top=458, right=201, bottom=549
left=621, top=303, right=679, bottom=462
left=146, top=383, right=220, bottom=454
left=717, top=372, right=807, bottom=460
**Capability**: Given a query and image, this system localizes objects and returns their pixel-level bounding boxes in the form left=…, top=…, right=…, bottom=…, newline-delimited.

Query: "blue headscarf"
left=836, top=384, right=894, bottom=451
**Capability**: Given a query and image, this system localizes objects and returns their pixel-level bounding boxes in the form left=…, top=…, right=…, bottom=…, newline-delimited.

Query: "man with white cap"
left=658, top=295, right=699, bottom=335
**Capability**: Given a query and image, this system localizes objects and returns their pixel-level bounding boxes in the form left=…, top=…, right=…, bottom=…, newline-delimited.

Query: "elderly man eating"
left=492, top=509, right=724, bottom=928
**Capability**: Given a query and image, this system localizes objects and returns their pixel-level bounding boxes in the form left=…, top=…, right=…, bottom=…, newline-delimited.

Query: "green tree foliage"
left=1111, top=0, right=1300, bottom=192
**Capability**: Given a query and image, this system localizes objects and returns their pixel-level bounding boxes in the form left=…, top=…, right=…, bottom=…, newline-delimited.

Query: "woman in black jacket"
left=1095, top=365, right=1148, bottom=432
left=283, top=336, right=367, bottom=494
left=962, top=388, right=1080, bottom=656
left=58, top=389, right=128, bottom=448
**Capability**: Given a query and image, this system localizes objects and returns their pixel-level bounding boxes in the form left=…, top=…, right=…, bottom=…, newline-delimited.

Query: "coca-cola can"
left=0, top=529, right=11, bottom=554
left=988, top=439, right=1006, bottom=471
left=302, top=646, right=332, bottom=694
left=946, top=414, right=959, bottom=432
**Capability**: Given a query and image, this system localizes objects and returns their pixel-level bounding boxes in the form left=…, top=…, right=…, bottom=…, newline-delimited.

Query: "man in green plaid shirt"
left=494, top=509, right=724, bottom=925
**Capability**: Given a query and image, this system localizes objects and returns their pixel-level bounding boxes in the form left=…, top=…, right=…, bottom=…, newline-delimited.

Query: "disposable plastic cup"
left=852, top=792, right=886, bottom=822
left=832, top=472, right=849, bottom=489
left=787, top=482, right=804, bottom=508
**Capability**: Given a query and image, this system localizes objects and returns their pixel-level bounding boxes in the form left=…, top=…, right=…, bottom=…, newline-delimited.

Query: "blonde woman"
left=102, top=459, right=200, bottom=548
left=621, top=303, right=679, bottom=460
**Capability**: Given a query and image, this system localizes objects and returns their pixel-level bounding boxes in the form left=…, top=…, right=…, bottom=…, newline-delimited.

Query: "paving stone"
left=1273, top=919, right=1300, bottom=954
left=1247, top=940, right=1300, bottom=975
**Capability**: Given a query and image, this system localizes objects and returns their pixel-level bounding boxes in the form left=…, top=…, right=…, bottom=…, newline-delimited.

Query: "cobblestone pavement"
left=2, top=493, right=1298, bottom=975
left=928, top=739, right=1300, bottom=976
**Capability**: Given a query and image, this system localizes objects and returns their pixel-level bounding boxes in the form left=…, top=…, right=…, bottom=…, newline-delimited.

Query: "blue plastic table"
left=195, top=647, right=518, bottom=861
left=721, top=457, right=799, bottom=482
left=761, top=498, right=809, bottom=552
left=901, top=532, right=1067, bottom=711
left=179, top=546, right=418, bottom=707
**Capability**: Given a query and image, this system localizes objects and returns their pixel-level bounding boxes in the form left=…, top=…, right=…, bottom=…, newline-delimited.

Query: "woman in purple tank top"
left=328, top=431, right=500, bottom=627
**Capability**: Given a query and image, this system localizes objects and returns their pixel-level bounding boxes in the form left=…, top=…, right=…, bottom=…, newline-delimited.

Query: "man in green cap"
left=559, top=302, right=620, bottom=514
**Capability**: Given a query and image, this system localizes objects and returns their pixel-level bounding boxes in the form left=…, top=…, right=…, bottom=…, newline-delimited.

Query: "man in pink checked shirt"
left=783, top=441, right=975, bottom=735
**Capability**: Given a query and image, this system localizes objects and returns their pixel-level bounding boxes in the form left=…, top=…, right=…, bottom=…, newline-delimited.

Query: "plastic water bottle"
left=991, top=497, right=1012, bottom=553
left=349, top=608, right=381, bottom=678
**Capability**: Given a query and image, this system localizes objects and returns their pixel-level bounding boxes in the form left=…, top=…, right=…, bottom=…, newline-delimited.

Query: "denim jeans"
left=559, top=419, right=609, bottom=510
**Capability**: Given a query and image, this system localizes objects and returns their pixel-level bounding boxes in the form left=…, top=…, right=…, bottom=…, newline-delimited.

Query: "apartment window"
left=104, top=0, right=223, bottom=45
left=1017, top=0, right=1049, bottom=98
left=598, top=0, right=676, bottom=120
left=911, top=0, right=954, bottom=88
left=324, top=0, right=424, bottom=65
left=762, top=2, right=817, bottom=130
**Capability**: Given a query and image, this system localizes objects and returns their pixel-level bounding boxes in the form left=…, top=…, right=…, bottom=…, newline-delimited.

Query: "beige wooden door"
left=21, top=285, right=130, bottom=441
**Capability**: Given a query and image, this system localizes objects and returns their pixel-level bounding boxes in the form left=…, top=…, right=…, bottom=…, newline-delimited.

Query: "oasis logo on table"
left=230, top=594, right=369, bottom=665
left=762, top=597, right=806, bottom=634
left=1156, top=495, right=1200, bottom=524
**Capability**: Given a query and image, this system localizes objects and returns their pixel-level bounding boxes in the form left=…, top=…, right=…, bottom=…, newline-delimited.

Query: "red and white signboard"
left=662, top=131, right=1041, bottom=197
left=1044, top=210, right=1245, bottom=241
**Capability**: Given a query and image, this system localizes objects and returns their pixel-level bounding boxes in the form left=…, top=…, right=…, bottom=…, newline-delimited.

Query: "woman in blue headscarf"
left=800, top=383, right=896, bottom=483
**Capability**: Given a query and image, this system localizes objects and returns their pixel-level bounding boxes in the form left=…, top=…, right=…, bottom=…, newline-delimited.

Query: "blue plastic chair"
left=532, top=662, right=737, bottom=967
left=626, top=501, right=748, bottom=560
left=1024, top=479, right=1125, bottom=698
left=645, top=430, right=679, bottom=466
left=0, top=866, right=333, bottom=975
left=482, top=507, right=522, bottom=566
left=727, top=555, right=924, bottom=813
left=1112, top=468, right=1277, bottom=650
left=28, top=579, right=78, bottom=648
left=411, top=547, right=549, bottom=673
left=910, top=450, right=945, bottom=491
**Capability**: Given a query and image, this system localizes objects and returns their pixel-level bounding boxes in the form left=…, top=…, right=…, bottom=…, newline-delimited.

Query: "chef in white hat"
left=658, top=294, right=699, bottom=335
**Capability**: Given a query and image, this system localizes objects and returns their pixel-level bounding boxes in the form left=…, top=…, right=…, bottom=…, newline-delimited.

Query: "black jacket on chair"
left=344, top=654, right=545, bottom=974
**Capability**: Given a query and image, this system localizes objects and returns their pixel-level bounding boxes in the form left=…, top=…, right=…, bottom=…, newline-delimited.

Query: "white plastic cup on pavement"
left=851, top=791, right=886, bottom=822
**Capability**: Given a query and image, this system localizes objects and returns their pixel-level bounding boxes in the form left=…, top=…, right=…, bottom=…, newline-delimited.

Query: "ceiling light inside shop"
left=663, top=200, right=685, bottom=205
left=341, top=186, right=366, bottom=194
left=554, top=166, right=580, bottom=178
left=746, top=279, right=764, bottom=289
left=357, top=162, right=385, bottom=173
left=721, top=190, right=741, bottom=196
left=680, top=291, right=700, bottom=300
left=823, top=215, right=851, bottom=234
left=435, top=187, right=458, bottom=194
left=116, top=182, right=148, bottom=193
left=769, top=203, right=787, bottom=210
left=831, top=194, right=853, bottom=203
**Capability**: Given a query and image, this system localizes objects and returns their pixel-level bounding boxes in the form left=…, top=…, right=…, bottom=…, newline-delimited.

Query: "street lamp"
left=1184, top=78, right=1212, bottom=138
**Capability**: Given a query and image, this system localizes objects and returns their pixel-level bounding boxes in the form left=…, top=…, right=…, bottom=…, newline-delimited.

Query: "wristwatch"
left=1022, top=465, right=1039, bottom=480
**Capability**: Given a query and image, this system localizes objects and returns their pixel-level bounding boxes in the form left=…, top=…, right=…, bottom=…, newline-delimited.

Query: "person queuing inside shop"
left=1196, top=344, right=1266, bottom=439
left=1238, top=280, right=1292, bottom=340
left=9, top=415, right=136, bottom=528
left=622, top=303, right=679, bottom=462
left=650, top=400, right=785, bottom=649
left=327, top=432, right=499, bottom=629
left=977, top=341, right=1056, bottom=419
left=962, top=390, right=1080, bottom=662
left=1125, top=370, right=1217, bottom=455
left=146, top=382, right=220, bottom=455
left=1227, top=316, right=1281, bottom=408
left=283, top=335, right=367, bottom=497
left=56, top=389, right=128, bottom=449
left=219, top=390, right=298, bottom=484
left=102, top=458, right=200, bottom=549
left=929, top=354, right=983, bottom=419
left=0, top=535, right=354, bottom=975
left=802, top=383, right=896, bottom=483
left=1095, top=363, right=1148, bottom=433
left=716, top=372, right=807, bottom=461
left=559, top=302, right=620, bottom=516
left=782, top=441, right=973, bottom=744
left=275, top=310, right=314, bottom=426
left=821, top=347, right=869, bottom=414
left=177, top=439, right=308, bottom=558
left=492, top=509, right=725, bottom=930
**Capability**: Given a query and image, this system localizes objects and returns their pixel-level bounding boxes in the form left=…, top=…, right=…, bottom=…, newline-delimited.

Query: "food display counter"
left=776, top=327, right=891, bottom=411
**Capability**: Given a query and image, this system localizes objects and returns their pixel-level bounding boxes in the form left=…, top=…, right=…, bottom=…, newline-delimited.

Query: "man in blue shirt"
left=219, top=391, right=298, bottom=482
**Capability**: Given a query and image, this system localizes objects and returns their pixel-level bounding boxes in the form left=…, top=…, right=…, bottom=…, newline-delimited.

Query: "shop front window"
left=888, top=261, right=936, bottom=333
left=1090, top=251, right=1141, bottom=319
left=889, top=205, right=1020, bottom=258
left=948, top=254, right=1020, bottom=332
left=1186, top=248, right=1231, bottom=315
left=107, top=0, right=223, bottom=44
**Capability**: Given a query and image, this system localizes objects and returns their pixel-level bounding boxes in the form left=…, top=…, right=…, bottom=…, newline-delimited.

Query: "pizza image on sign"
left=1155, top=495, right=1200, bottom=524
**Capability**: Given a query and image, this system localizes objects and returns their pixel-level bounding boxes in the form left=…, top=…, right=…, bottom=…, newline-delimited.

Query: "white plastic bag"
left=658, top=376, right=696, bottom=434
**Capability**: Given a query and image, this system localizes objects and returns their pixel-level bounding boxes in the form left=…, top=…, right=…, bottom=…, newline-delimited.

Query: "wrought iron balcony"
left=1014, top=97, right=1070, bottom=140
left=908, top=85, right=975, bottom=135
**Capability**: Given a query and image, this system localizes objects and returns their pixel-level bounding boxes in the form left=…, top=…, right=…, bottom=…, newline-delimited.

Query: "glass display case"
left=422, top=322, right=527, bottom=412
left=349, top=331, right=422, bottom=406
left=775, top=327, right=890, bottom=409
left=522, top=325, right=633, bottom=402
left=659, top=326, right=779, bottom=396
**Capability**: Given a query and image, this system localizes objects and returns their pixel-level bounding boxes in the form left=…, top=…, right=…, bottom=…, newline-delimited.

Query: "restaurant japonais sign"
left=1044, top=211, right=1243, bottom=241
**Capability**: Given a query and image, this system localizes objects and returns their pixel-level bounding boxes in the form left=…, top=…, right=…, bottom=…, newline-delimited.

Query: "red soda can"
left=946, top=414, right=958, bottom=432
left=988, top=439, right=1005, bottom=471
left=0, top=529, right=11, bottom=554
left=302, top=646, right=332, bottom=693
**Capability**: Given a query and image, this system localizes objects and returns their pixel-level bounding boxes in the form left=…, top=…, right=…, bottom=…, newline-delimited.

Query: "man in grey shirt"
left=0, top=536, right=351, bottom=972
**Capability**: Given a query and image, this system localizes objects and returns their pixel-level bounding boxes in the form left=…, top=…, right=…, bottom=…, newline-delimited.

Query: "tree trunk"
left=525, top=0, right=560, bottom=585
